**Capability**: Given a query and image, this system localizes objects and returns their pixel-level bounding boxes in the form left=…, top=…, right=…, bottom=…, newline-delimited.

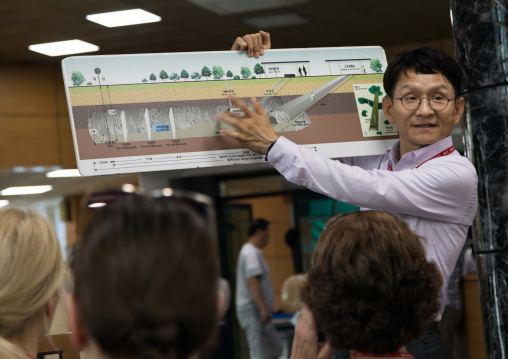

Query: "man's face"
left=259, top=227, right=270, bottom=248
left=382, top=69, right=465, bottom=156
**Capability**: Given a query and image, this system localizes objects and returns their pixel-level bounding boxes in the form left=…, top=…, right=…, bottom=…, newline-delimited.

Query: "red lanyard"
left=350, top=352, right=415, bottom=358
left=387, top=145, right=454, bottom=171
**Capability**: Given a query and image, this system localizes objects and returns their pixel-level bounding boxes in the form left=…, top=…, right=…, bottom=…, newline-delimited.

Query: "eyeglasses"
left=392, top=94, right=455, bottom=111
left=81, top=185, right=216, bottom=238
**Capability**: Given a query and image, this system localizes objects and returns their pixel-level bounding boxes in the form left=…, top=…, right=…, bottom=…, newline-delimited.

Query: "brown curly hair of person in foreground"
left=301, top=210, right=443, bottom=355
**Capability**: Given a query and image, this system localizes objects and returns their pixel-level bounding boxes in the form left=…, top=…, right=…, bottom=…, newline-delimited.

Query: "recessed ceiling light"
left=1, top=186, right=53, bottom=196
left=46, top=169, right=82, bottom=178
left=0, top=200, right=9, bottom=207
left=86, top=9, right=161, bottom=27
left=244, top=13, right=308, bottom=29
left=29, top=40, right=99, bottom=57
left=88, top=202, right=107, bottom=208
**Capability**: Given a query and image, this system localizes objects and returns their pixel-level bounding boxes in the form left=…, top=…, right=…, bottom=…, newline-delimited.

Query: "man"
left=219, top=31, right=478, bottom=359
left=236, top=218, right=282, bottom=359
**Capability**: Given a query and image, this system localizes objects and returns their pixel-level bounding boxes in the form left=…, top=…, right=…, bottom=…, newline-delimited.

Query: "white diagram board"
left=62, top=46, right=397, bottom=176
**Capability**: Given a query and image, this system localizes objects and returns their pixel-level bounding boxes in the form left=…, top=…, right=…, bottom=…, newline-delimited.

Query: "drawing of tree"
left=160, top=70, right=169, bottom=82
left=251, top=76, right=256, bottom=79
left=170, top=73, right=180, bottom=82
left=240, top=66, right=251, bottom=79
left=191, top=72, right=201, bottom=81
left=227, top=70, right=233, bottom=78
left=71, top=71, right=85, bottom=86
left=142, top=78, right=148, bottom=82
left=181, top=69, right=189, bottom=81
left=150, top=73, right=157, bottom=82
left=201, top=66, right=211, bottom=80
left=212, top=65, right=224, bottom=80
left=233, top=75, right=240, bottom=80
left=357, top=86, right=384, bottom=132
left=370, top=58, right=382, bottom=73
left=253, top=63, right=265, bottom=78
left=368, top=85, right=382, bottom=130
left=87, top=82, right=93, bottom=86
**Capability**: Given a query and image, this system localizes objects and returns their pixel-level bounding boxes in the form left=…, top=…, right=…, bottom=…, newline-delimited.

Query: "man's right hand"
left=261, top=307, right=272, bottom=323
left=231, top=30, right=271, bottom=58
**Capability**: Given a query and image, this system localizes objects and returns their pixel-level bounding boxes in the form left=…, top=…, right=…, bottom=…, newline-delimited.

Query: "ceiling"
left=1, top=0, right=454, bottom=66
left=0, top=0, right=456, bottom=207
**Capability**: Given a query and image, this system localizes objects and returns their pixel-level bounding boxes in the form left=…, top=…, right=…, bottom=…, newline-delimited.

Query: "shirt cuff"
left=266, top=136, right=299, bottom=172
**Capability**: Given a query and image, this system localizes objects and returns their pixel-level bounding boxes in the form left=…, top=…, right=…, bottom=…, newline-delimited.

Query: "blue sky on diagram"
left=62, top=46, right=387, bottom=87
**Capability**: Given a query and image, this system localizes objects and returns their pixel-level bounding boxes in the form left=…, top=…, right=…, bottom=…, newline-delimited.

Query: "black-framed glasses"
left=392, top=94, right=456, bottom=111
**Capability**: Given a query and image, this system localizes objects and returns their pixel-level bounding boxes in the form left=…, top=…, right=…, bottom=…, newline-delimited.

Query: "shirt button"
left=302, top=181, right=307, bottom=187
left=274, top=162, right=280, bottom=168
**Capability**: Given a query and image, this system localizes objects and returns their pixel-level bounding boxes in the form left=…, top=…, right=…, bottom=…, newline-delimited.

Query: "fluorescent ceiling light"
left=0, top=200, right=9, bottom=207
left=187, top=0, right=306, bottom=15
left=86, top=9, right=161, bottom=27
left=1, top=186, right=53, bottom=196
left=29, top=40, right=99, bottom=57
left=244, top=13, right=308, bottom=29
left=46, top=169, right=82, bottom=178
left=88, top=202, right=107, bottom=208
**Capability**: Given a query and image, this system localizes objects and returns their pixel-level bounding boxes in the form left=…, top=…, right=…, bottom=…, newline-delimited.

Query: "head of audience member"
left=68, top=194, right=218, bottom=359
left=0, top=208, right=64, bottom=359
left=301, top=211, right=442, bottom=355
left=247, top=218, right=270, bottom=249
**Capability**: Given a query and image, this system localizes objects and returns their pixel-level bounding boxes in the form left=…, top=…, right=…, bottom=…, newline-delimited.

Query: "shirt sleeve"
left=244, top=249, right=263, bottom=279
left=268, top=136, right=477, bottom=224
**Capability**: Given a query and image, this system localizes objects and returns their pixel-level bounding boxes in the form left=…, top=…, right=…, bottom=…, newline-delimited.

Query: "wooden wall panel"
left=0, top=115, right=60, bottom=167
left=0, top=64, right=74, bottom=168
left=0, top=66, right=57, bottom=115
left=462, top=274, right=487, bottom=359
left=58, top=115, right=77, bottom=167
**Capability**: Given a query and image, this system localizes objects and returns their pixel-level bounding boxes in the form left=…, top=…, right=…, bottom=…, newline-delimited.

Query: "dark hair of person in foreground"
left=72, top=195, right=218, bottom=359
left=301, top=211, right=442, bottom=354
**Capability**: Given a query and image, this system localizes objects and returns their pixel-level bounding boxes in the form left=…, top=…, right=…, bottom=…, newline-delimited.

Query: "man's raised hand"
left=231, top=30, right=271, bottom=58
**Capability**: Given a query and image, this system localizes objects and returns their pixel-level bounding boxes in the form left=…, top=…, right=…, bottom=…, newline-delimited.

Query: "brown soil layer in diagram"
left=76, top=112, right=398, bottom=160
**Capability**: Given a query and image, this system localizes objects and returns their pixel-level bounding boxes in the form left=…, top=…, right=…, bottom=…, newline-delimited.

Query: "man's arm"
left=268, top=136, right=477, bottom=224
left=246, top=276, right=272, bottom=323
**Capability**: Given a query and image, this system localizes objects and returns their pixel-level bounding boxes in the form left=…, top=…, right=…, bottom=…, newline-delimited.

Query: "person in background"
left=236, top=218, right=282, bottom=359
left=290, top=211, right=442, bottom=359
left=0, top=208, right=64, bottom=359
left=67, top=194, right=219, bottom=359
left=221, top=30, right=478, bottom=359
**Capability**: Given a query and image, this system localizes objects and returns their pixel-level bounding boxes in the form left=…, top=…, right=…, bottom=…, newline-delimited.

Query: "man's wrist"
left=265, top=140, right=278, bottom=161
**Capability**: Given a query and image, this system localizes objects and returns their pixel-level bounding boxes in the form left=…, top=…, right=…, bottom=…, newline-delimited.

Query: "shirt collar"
left=386, top=136, right=454, bottom=167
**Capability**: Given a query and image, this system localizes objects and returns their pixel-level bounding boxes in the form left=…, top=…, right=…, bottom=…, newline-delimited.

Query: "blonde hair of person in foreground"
left=0, top=208, right=64, bottom=359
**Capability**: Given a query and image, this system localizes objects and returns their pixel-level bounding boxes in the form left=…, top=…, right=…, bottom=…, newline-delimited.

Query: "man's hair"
left=301, top=211, right=442, bottom=354
left=248, top=218, right=269, bottom=237
left=73, top=195, right=218, bottom=359
left=383, top=47, right=464, bottom=99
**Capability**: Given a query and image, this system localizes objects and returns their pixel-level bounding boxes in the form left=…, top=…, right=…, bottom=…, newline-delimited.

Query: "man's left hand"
left=217, top=96, right=279, bottom=154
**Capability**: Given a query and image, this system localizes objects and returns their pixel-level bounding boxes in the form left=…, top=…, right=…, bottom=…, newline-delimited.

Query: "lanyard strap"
left=387, top=145, right=455, bottom=172
left=350, top=352, right=415, bottom=358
